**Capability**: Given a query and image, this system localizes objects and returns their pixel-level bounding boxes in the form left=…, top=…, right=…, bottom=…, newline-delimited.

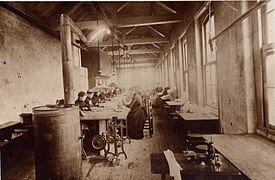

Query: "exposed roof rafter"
left=107, top=49, right=163, bottom=56
left=74, top=13, right=185, bottom=29
left=156, top=2, right=177, bottom=14
left=90, top=37, right=169, bottom=47
left=147, top=25, right=165, bottom=37
left=126, top=26, right=137, bottom=36
left=152, top=43, right=160, bottom=49
left=117, top=2, right=129, bottom=13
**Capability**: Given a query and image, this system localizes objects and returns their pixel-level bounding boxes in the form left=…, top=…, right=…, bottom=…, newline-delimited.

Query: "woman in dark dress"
left=126, top=91, right=147, bottom=139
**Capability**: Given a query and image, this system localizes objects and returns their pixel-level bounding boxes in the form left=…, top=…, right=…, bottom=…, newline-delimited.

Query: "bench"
left=0, top=121, right=22, bottom=149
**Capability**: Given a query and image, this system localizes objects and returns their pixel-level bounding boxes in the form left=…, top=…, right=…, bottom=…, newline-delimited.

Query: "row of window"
left=158, top=1, right=275, bottom=133
left=260, top=0, right=275, bottom=129
left=158, top=3, right=217, bottom=109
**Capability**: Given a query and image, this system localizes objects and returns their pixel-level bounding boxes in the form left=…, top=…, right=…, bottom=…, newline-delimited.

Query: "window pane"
left=267, top=1, right=275, bottom=43
left=265, top=52, right=275, bottom=126
left=202, top=13, right=217, bottom=108
left=181, top=38, right=189, bottom=100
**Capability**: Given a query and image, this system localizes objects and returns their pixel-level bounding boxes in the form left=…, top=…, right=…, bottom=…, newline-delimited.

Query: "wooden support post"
left=60, top=14, right=75, bottom=104
left=178, top=38, right=184, bottom=100
left=241, top=1, right=256, bottom=133
left=194, top=19, right=204, bottom=106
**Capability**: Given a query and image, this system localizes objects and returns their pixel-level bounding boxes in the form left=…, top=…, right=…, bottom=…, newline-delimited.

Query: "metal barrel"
left=33, top=105, right=81, bottom=180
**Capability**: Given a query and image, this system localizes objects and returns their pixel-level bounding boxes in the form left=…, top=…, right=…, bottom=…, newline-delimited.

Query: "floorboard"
left=1, top=108, right=184, bottom=180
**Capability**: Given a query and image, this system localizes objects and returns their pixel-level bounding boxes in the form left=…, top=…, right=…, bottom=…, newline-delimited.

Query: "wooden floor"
left=1, top=108, right=184, bottom=180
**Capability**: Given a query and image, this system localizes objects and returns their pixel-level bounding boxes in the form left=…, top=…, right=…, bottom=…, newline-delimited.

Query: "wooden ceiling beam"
left=66, top=2, right=83, bottom=16
left=147, top=25, right=165, bottom=37
left=127, top=54, right=159, bottom=60
left=107, top=49, right=163, bottom=56
left=123, top=37, right=168, bottom=46
left=89, top=37, right=169, bottom=47
left=126, top=26, right=137, bottom=36
left=117, top=2, right=129, bottom=13
left=74, top=13, right=184, bottom=29
left=132, top=54, right=159, bottom=59
left=152, top=43, right=161, bottom=49
left=117, top=62, right=155, bottom=68
left=115, top=57, right=157, bottom=64
left=156, top=2, right=177, bottom=14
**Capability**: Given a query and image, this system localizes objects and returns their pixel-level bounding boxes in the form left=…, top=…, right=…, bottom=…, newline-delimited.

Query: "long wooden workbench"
left=203, top=134, right=275, bottom=180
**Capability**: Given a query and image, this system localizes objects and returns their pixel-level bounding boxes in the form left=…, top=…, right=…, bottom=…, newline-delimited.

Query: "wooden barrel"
left=33, top=105, right=81, bottom=180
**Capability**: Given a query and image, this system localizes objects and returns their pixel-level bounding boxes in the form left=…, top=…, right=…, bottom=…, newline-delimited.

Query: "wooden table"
left=0, top=121, right=21, bottom=148
left=177, top=112, right=219, bottom=136
left=81, top=108, right=129, bottom=121
left=203, top=134, right=275, bottom=180
left=160, top=96, right=171, bottom=101
left=150, top=152, right=242, bottom=180
left=80, top=108, right=129, bottom=137
left=166, top=101, right=185, bottom=107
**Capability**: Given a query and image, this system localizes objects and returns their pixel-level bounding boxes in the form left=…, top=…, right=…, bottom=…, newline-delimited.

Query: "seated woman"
left=126, top=91, right=147, bottom=139
left=85, top=90, right=94, bottom=107
left=92, top=91, right=100, bottom=106
left=161, top=87, right=170, bottom=97
left=75, top=91, right=91, bottom=111
left=99, top=91, right=106, bottom=103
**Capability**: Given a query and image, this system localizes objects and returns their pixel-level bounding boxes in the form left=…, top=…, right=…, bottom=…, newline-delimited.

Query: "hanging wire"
left=208, top=0, right=216, bottom=52
left=118, top=49, right=120, bottom=75
left=124, top=51, right=126, bottom=68
left=111, top=28, right=115, bottom=73
left=208, top=0, right=212, bottom=40
left=96, top=7, right=101, bottom=75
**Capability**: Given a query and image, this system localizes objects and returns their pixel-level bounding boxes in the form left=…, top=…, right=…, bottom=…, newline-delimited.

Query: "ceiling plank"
left=74, top=13, right=184, bottom=29
left=156, top=2, right=177, bottom=14
left=107, top=49, right=163, bottom=56
left=147, top=25, right=165, bottom=37
left=90, top=37, right=169, bottom=47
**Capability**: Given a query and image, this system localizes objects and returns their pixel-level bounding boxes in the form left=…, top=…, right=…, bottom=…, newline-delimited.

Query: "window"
left=168, top=51, right=174, bottom=88
left=261, top=0, right=275, bottom=129
left=165, top=55, right=169, bottom=86
left=201, top=12, right=218, bottom=108
left=172, top=47, right=177, bottom=90
left=181, top=37, right=189, bottom=100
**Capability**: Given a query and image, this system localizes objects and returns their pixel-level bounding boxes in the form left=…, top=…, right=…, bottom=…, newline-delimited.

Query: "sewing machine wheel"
left=91, top=135, right=106, bottom=150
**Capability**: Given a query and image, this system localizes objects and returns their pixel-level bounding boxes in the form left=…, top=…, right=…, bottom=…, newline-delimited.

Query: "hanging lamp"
left=111, top=30, right=116, bottom=76
left=96, top=8, right=102, bottom=76
left=118, top=49, right=121, bottom=75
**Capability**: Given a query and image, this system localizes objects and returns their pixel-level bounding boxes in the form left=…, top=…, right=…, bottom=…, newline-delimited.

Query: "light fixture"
left=111, top=29, right=116, bottom=75
left=118, top=48, right=121, bottom=75
left=98, top=69, right=102, bottom=75
left=105, top=28, right=111, bottom=35
left=87, top=26, right=109, bottom=42
left=96, top=8, right=102, bottom=76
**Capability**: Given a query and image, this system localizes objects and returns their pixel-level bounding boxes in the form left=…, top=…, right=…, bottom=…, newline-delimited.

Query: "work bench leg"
left=161, top=174, right=166, bottom=180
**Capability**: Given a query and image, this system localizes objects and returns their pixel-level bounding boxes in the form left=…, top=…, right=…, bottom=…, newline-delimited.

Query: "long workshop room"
left=1, top=1, right=275, bottom=180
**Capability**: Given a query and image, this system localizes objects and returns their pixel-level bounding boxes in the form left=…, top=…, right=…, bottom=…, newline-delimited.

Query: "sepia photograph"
left=0, top=0, right=275, bottom=179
